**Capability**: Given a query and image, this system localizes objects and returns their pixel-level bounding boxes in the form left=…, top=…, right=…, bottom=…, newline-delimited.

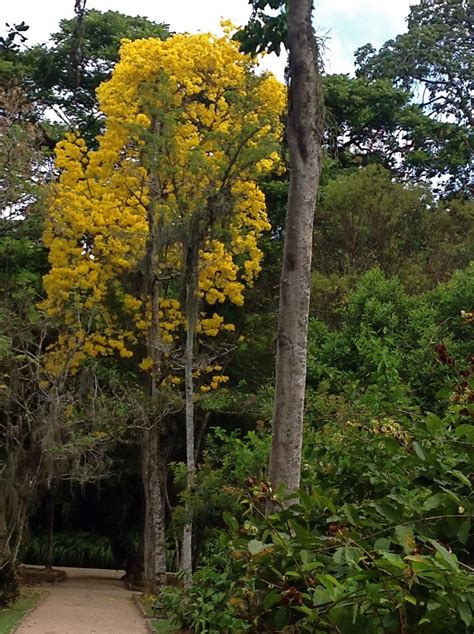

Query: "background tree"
left=0, top=10, right=169, bottom=142
left=0, top=81, right=49, bottom=604
left=310, top=165, right=473, bottom=309
left=355, top=0, right=473, bottom=194
left=314, top=165, right=430, bottom=278
left=40, top=31, right=284, bottom=590
left=323, top=74, right=471, bottom=190
left=356, top=0, right=472, bottom=127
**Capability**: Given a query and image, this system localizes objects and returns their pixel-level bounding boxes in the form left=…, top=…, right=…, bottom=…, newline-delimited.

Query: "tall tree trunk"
left=142, top=426, right=167, bottom=593
left=141, top=280, right=168, bottom=593
left=0, top=501, right=10, bottom=570
left=268, top=0, right=323, bottom=495
left=142, top=139, right=168, bottom=593
left=0, top=483, right=27, bottom=568
left=0, top=494, right=19, bottom=607
left=45, top=485, right=55, bottom=569
left=181, top=242, right=199, bottom=584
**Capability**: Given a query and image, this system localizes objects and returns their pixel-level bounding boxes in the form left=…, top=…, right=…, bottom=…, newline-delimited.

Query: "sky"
left=2, top=0, right=419, bottom=79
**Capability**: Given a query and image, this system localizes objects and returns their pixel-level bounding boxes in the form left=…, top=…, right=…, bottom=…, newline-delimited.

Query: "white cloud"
left=1, top=0, right=419, bottom=80
left=322, top=37, right=353, bottom=75
left=1, top=1, right=252, bottom=46
left=315, top=0, right=418, bottom=75
left=316, top=0, right=414, bottom=24
left=88, top=0, right=252, bottom=33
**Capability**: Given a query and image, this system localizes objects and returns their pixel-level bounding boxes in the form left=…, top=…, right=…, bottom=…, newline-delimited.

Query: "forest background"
left=0, top=0, right=472, bottom=632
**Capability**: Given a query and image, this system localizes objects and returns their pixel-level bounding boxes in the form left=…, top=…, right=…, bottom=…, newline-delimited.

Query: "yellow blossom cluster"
left=200, top=374, right=229, bottom=392
left=41, top=31, right=285, bottom=380
left=191, top=363, right=229, bottom=392
left=197, top=312, right=235, bottom=338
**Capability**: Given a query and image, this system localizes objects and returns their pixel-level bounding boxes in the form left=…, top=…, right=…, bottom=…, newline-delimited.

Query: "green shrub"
left=166, top=267, right=473, bottom=632
left=222, top=394, right=473, bottom=633
left=0, top=563, right=19, bottom=608
left=21, top=531, right=114, bottom=569
left=172, top=388, right=473, bottom=633
left=155, top=540, right=249, bottom=633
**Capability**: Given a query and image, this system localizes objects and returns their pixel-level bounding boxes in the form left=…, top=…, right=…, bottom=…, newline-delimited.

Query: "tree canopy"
left=0, top=2, right=472, bottom=629
left=41, top=31, right=284, bottom=376
left=355, top=0, right=473, bottom=193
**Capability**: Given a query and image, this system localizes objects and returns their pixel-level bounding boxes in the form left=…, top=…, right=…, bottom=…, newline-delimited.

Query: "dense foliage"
left=21, top=531, right=114, bottom=569
left=40, top=31, right=284, bottom=376
left=355, top=0, right=473, bottom=193
left=159, top=270, right=473, bottom=632
left=0, top=2, right=472, bottom=630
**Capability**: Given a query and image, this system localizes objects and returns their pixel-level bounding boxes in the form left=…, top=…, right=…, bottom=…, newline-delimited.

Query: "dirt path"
left=16, top=567, right=149, bottom=634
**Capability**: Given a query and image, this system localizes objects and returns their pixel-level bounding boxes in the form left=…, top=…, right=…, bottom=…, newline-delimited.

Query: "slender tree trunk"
left=10, top=499, right=27, bottom=564
left=0, top=496, right=20, bottom=607
left=142, top=426, right=167, bottom=593
left=268, top=0, right=324, bottom=496
left=181, top=243, right=199, bottom=584
left=45, top=486, right=55, bottom=569
left=142, top=136, right=168, bottom=593
left=0, top=502, right=10, bottom=570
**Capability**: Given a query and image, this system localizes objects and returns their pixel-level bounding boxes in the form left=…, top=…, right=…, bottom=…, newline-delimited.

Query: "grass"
left=0, top=589, right=46, bottom=634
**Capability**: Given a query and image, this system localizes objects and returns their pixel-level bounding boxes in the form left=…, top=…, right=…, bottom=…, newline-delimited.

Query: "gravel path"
left=16, top=567, right=149, bottom=634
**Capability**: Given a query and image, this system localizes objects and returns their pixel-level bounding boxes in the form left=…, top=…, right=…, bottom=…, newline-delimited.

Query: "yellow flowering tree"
left=41, top=30, right=284, bottom=590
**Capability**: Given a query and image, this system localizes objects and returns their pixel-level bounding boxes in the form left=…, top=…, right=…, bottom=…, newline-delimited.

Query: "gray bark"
left=141, top=134, right=168, bottom=593
left=142, top=425, right=167, bottom=593
left=0, top=503, right=10, bottom=570
left=181, top=242, right=199, bottom=584
left=45, top=485, right=55, bottom=569
left=268, top=0, right=324, bottom=495
left=0, top=484, right=28, bottom=575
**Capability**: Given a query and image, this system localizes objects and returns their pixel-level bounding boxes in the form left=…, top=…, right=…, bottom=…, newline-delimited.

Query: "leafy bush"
left=228, top=388, right=473, bottom=632
left=156, top=541, right=249, bottom=632
left=164, top=267, right=473, bottom=632
left=21, top=531, right=114, bottom=569
left=168, top=384, right=472, bottom=632
left=0, top=563, right=19, bottom=608
left=227, top=488, right=472, bottom=631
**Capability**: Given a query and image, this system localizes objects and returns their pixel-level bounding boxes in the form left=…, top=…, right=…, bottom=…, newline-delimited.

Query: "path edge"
left=11, top=589, right=50, bottom=634
left=132, top=594, right=156, bottom=634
